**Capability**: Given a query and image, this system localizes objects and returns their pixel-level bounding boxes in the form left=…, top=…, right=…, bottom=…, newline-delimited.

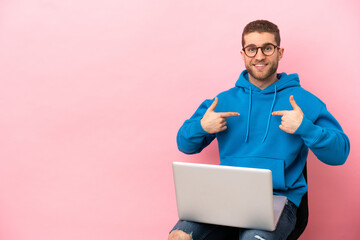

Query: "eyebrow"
left=244, top=42, right=277, bottom=48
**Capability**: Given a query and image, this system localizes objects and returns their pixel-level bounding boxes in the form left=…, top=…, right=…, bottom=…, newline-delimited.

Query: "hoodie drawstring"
left=245, top=86, right=278, bottom=143
left=245, top=87, right=252, bottom=143
left=262, top=85, right=277, bottom=142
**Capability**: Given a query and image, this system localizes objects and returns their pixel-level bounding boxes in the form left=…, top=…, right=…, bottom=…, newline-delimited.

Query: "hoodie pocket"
left=220, top=156, right=286, bottom=190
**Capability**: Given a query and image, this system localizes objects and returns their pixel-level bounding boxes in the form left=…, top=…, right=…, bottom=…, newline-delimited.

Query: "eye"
left=248, top=47, right=256, bottom=52
left=263, top=45, right=274, bottom=52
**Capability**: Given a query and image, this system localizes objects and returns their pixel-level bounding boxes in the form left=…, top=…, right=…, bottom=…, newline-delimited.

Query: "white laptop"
left=172, top=162, right=287, bottom=231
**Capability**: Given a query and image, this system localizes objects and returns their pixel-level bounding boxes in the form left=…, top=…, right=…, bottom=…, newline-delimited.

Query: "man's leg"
left=238, top=200, right=298, bottom=240
left=169, top=220, right=239, bottom=240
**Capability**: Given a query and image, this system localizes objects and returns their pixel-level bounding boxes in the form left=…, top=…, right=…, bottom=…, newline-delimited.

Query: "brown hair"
left=242, top=20, right=280, bottom=47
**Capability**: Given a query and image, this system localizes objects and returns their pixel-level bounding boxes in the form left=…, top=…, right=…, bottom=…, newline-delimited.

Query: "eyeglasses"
left=242, top=43, right=280, bottom=58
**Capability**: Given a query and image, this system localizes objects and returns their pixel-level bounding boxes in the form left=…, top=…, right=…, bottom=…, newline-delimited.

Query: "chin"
left=248, top=69, right=272, bottom=81
left=247, top=65, right=278, bottom=81
left=253, top=73, right=269, bottom=80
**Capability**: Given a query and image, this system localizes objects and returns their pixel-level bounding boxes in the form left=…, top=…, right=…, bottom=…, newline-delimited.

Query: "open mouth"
left=253, top=63, right=268, bottom=71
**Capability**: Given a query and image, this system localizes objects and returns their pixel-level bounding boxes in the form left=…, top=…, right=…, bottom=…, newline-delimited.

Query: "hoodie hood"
left=235, top=70, right=300, bottom=93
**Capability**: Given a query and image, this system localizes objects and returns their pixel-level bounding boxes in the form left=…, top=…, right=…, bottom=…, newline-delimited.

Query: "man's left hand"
left=272, top=95, right=304, bottom=134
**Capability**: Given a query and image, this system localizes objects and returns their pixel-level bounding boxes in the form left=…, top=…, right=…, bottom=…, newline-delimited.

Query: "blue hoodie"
left=177, top=70, right=350, bottom=207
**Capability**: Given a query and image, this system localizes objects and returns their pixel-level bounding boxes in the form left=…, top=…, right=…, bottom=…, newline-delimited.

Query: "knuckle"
left=169, top=230, right=191, bottom=240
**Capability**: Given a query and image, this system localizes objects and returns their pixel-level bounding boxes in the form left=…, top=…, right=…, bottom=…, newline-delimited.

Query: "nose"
left=254, top=47, right=266, bottom=60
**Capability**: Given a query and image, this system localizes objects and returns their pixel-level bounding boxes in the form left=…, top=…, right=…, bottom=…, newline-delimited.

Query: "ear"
left=240, top=49, right=245, bottom=62
left=278, top=48, right=284, bottom=61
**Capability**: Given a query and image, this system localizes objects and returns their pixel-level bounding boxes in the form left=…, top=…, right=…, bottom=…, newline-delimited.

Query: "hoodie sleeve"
left=294, top=104, right=350, bottom=165
left=177, top=99, right=216, bottom=154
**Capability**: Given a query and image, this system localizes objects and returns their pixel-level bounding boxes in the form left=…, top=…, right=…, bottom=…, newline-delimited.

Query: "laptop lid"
left=172, top=162, right=287, bottom=231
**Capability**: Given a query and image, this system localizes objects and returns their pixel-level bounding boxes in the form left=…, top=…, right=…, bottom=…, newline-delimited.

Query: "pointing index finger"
left=219, top=112, right=240, bottom=118
left=272, top=110, right=288, bottom=116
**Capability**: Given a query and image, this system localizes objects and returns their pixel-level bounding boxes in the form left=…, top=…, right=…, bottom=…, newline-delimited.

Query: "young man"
left=169, top=20, right=350, bottom=240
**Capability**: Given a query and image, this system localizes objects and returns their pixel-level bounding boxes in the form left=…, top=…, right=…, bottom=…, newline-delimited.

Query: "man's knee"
left=239, top=230, right=273, bottom=240
left=168, top=229, right=192, bottom=240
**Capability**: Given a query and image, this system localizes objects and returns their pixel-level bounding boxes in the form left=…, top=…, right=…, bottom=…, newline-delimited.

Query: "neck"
left=249, top=73, right=278, bottom=90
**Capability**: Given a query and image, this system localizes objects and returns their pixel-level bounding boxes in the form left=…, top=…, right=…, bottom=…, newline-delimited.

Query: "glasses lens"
left=262, top=44, right=275, bottom=56
left=245, top=46, right=257, bottom=57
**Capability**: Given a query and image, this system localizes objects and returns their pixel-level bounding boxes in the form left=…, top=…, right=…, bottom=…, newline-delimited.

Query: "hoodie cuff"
left=294, top=115, right=323, bottom=146
left=191, top=119, right=210, bottom=137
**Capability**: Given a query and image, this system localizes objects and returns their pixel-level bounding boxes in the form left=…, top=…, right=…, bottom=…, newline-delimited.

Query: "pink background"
left=0, top=0, right=359, bottom=239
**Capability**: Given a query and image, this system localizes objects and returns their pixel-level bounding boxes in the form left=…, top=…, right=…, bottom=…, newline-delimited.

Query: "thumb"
left=207, top=97, right=218, bottom=112
left=290, top=95, right=300, bottom=111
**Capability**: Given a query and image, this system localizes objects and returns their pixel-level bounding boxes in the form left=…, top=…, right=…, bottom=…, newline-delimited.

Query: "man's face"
left=241, top=32, right=284, bottom=81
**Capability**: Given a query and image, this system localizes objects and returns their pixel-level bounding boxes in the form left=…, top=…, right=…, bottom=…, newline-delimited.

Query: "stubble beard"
left=246, top=60, right=278, bottom=82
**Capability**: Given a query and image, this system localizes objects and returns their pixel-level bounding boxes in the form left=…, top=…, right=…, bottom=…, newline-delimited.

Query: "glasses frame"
left=242, top=43, right=280, bottom=58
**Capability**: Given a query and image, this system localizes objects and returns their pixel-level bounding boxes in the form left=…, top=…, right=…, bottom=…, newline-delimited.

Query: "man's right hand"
left=200, top=97, right=240, bottom=134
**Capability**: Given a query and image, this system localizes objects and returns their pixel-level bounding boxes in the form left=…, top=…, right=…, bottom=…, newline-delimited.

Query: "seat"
left=286, top=163, right=309, bottom=240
